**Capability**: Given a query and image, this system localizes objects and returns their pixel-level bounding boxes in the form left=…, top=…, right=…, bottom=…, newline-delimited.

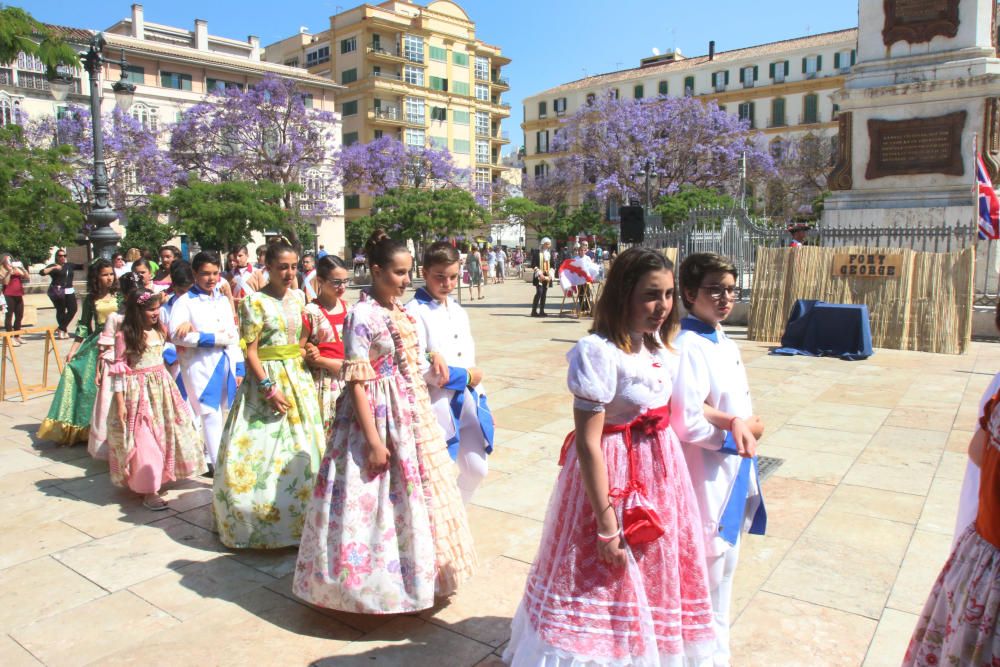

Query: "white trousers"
left=706, top=539, right=741, bottom=667
left=456, top=423, right=489, bottom=504
left=193, top=382, right=228, bottom=467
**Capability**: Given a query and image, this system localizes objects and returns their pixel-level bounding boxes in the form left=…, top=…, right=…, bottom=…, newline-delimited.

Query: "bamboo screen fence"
left=747, top=245, right=975, bottom=354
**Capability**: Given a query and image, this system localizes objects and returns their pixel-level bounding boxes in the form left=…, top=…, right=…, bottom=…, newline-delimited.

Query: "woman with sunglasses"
left=301, top=255, right=350, bottom=438
left=40, top=249, right=80, bottom=339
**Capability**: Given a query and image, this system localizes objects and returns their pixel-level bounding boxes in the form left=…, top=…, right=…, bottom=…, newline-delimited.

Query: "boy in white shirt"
left=169, top=251, right=244, bottom=471
left=670, top=252, right=767, bottom=667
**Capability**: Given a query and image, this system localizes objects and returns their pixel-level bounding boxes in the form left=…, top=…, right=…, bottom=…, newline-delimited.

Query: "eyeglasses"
left=326, top=279, right=348, bottom=288
left=699, top=284, right=740, bottom=301
left=55, top=253, right=66, bottom=258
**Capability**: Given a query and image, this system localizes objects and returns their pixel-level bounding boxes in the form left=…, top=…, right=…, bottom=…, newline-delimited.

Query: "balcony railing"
left=371, top=70, right=402, bottom=81
left=367, top=44, right=402, bottom=58
left=493, top=130, right=510, bottom=140
left=372, top=106, right=402, bottom=121
left=492, top=76, right=509, bottom=87
left=406, top=113, right=425, bottom=125
left=799, top=114, right=821, bottom=125
left=493, top=101, right=511, bottom=110
left=768, top=118, right=787, bottom=128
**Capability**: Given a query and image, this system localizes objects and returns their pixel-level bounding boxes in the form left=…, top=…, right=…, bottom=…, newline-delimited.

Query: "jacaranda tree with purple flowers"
left=549, top=93, right=774, bottom=206
left=340, top=136, right=466, bottom=195
left=170, top=74, right=339, bottom=248
left=25, top=105, right=179, bottom=216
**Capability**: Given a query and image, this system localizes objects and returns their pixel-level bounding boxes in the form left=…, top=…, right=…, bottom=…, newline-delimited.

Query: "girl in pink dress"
left=505, top=247, right=715, bottom=666
left=300, top=255, right=350, bottom=438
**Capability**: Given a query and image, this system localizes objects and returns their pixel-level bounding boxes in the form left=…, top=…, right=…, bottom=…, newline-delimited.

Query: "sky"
left=19, top=0, right=859, bottom=154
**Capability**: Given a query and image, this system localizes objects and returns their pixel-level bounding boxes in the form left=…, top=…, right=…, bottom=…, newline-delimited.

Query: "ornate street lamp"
left=49, top=34, right=136, bottom=261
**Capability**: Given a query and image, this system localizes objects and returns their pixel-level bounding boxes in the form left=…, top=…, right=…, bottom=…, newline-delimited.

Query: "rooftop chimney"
left=709, top=40, right=715, bottom=61
left=248, top=35, right=260, bottom=61
left=194, top=18, right=208, bottom=51
left=131, top=4, right=144, bottom=39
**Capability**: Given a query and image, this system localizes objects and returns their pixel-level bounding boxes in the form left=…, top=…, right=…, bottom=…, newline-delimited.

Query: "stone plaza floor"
left=1, top=279, right=995, bottom=666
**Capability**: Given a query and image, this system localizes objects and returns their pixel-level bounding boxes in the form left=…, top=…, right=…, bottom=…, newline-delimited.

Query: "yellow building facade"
left=264, top=0, right=511, bottom=225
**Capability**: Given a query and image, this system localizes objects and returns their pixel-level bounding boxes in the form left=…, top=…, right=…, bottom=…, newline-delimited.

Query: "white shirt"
left=671, top=319, right=762, bottom=556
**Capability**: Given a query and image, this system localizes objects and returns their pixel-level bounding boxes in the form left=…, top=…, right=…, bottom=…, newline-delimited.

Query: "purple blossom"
left=339, top=136, right=465, bottom=197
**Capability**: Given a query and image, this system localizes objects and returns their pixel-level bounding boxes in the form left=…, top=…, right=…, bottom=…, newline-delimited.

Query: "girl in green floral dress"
left=39, top=259, right=119, bottom=445
left=213, top=239, right=326, bottom=549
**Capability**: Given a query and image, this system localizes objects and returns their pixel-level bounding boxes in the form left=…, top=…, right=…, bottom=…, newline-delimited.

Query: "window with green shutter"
left=738, top=101, right=755, bottom=128
left=345, top=194, right=360, bottom=209
left=453, top=139, right=470, bottom=154
left=452, top=81, right=470, bottom=96
left=342, top=100, right=358, bottom=116
left=160, top=71, right=192, bottom=90
left=430, top=76, right=448, bottom=91
left=343, top=131, right=359, bottom=146
left=341, top=68, right=358, bottom=84
left=452, top=52, right=469, bottom=67
left=453, top=110, right=470, bottom=125
left=684, top=76, right=695, bottom=96
left=803, top=94, right=818, bottom=123
left=124, top=65, right=144, bottom=85
left=430, top=135, right=448, bottom=150
left=658, top=80, right=668, bottom=96
left=430, top=45, right=447, bottom=62
left=771, top=98, right=785, bottom=127
left=634, top=84, right=643, bottom=99
left=538, top=101, right=547, bottom=118
left=430, top=106, right=447, bottom=121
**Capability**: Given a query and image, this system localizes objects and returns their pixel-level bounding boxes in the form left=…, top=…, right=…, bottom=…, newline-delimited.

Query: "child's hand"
left=429, top=352, right=449, bottom=387
left=747, top=415, right=765, bottom=440
left=596, top=533, right=627, bottom=568
left=468, top=367, right=484, bottom=388
left=268, top=389, right=291, bottom=414
left=304, top=343, right=321, bottom=365
left=365, top=440, right=390, bottom=473
left=730, top=418, right=758, bottom=459
left=174, top=322, right=196, bottom=338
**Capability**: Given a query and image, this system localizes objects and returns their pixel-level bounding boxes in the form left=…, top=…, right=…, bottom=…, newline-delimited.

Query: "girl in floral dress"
left=300, top=255, right=350, bottom=438
left=904, top=384, right=1000, bottom=664
left=106, top=289, right=205, bottom=510
left=213, top=239, right=325, bottom=549
left=294, top=230, right=476, bottom=614
left=39, top=259, right=119, bottom=446
left=504, top=248, right=715, bottom=666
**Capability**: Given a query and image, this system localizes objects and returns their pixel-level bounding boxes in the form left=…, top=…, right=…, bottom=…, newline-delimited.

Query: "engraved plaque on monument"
left=882, top=0, right=960, bottom=45
left=865, top=111, right=966, bottom=179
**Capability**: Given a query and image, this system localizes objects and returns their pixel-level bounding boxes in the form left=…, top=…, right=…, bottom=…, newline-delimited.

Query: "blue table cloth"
left=772, top=299, right=873, bottom=361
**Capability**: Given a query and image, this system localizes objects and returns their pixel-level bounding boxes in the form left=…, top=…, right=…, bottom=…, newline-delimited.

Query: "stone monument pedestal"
left=824, top=0, right=1000, bottom=234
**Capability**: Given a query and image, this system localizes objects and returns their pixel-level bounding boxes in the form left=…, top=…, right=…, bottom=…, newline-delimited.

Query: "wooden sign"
left=865, top=111, right=966, bottom=179
left=832, top=253, right=905, bottom=277
left=883, top=0, right=960, bottom=45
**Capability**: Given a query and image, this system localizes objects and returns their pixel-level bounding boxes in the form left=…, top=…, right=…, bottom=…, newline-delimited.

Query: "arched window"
left=0, top=96, right=20, bottom=126
left=769, top=137, right=786, bottom=161
left=129, top=103, right=159, bottom=132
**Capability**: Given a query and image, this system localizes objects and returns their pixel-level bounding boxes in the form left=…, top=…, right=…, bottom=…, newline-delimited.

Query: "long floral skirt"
left=107, top=366, right=206, bottom=494
left=904, top=525, right=1000, bottom=666
left=312, top=367, right=344, bottom=440
left=87, top=353, right=115, bottom=460
left=213, top=358, right=325, bottom=549
left=38, top=334, right=99, bottom=445
left=504, top=427, right=715, bottom=667
left=293, top=374, right=437, bottom=614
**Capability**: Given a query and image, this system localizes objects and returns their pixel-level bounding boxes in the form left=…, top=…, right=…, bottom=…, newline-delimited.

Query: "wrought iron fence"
left=631, top=207, right=983, bottom=303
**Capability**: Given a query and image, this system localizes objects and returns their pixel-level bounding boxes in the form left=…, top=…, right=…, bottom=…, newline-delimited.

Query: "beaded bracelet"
left=264, top=387, right=279, bottom=400
left=259, top=377, right=275, bottom=392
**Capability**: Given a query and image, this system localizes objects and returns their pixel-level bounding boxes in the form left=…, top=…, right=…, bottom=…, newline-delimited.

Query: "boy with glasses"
left=670, top=252, right=767, bottom=667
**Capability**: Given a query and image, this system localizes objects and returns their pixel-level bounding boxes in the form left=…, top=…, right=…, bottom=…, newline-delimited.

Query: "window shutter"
left=712, top=72, right=717, bottom=87
left=834, top=52, right=841, bottom=69
left=750, top=102, right=755, bottom=125
left=784, top=60, right=790, bottom=76
left=753, top=65, right=759, bottom=81
left=816, top=55, right=822, bottom=71
left=802, top=57, right=808, bottom=73
left=725, top=70, right=730, bottom=85
left=658, top=80, right=668, bottom=95
left=769, top=62, right=775, bottom=79
left=851, top=49, right=856, bottom=65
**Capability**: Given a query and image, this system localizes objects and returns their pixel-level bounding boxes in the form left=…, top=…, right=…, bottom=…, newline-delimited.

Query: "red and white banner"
left=559, top=257, right=600, bottom=294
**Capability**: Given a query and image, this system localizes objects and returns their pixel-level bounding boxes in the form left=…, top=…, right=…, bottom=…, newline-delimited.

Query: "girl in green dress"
left=39, top=259, right=119, bottom=446
left=213, top=239, right=326, bottom=549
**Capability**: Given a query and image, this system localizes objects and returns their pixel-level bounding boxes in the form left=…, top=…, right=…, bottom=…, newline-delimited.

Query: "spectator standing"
left=0, top=254, right=28, bottom=345
left=39, top=248, right=80, bottom=339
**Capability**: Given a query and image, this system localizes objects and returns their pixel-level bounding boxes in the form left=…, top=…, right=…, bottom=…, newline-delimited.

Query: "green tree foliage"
left=151, top=179, right=298, bottom=253
left=118, top=209, right=177, bottom=255
left=0, top=125, right=81, bottom=263
left=653, top=186, right=736, bottom=227
left=352, top=187, right=487, bottom=249
left=0, top=6, right=80, bottom=75
left=498, top=196, right=553, bottom=236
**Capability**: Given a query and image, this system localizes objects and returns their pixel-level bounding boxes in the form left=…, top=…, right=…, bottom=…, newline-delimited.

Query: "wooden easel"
left=0, top=327, right=64, bottom=402
left=559, top=282, right=599, bottom=318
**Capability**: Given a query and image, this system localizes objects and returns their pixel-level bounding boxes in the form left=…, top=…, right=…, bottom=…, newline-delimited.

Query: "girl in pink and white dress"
left=505, top=247, right=715, bottom=667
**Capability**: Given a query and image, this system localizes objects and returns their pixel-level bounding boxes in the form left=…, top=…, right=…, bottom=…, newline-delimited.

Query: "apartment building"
left=521, top=28, right=857, bottom=214
left=264, top=0, right=512, bottom=223
left=0, top=4, right=346, bottom=256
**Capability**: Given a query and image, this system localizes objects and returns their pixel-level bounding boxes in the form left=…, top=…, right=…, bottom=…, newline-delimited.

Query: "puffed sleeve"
left=74, top=298, right=95, bottom=339
left=340, top=303, right=378, bottom=382
left=566, top=336, right=617, bottom=412
left=239, top=294, right=264, bottom=346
